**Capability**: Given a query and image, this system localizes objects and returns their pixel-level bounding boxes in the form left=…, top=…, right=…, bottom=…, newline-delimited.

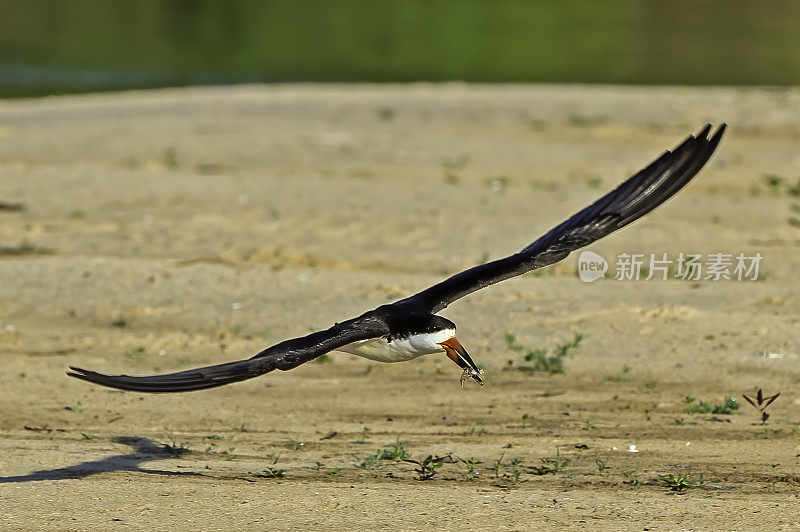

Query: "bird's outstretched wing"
left=68, top=316, right=388, bottom=392
left=397, top=124, right=726, bottom=314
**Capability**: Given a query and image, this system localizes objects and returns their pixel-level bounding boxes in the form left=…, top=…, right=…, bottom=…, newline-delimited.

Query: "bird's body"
left=68, top=124, right=726, bottom=393
left=339, top=329, right=456, bottom=363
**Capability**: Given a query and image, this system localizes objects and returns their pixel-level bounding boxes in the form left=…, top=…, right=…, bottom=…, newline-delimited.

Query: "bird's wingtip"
left=697, top=123, right=713, bottom=138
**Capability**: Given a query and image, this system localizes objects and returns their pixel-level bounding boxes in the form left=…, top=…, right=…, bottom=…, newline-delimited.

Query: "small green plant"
left=232, top=422, right=248, bottom=432
left=674, top=417, right=697, bottom=426
left=655, top=473, right=702, bottom=492
left=762, top=174, right=785, bottom=193
left=355, top=454, right=382, bottom=470
left=585, top=176, right=603, bottom=189
left=489, top=453, right=526, bottom=486
left=376, top=439, right=408, bottom=461
left=605, top=365, right=631, bottom=382
left=458, top=456, right=482, bottom=480
left=352, top=426, right=372, bottom=444
left=64, top=401, right=83, bottom=413
left=531, top=449, right=572, bottom=475
left=787, top=178, right=800, bottom=197
left=377, top=107, right=395, bottom=121
left=506, top=333, right=583, bottom=374
left=595, top=459, right=612, bottom=473
left=286, top=438, right=305, bottom=451
left=257, top=467, right=285, bottom=479
left=622, top=470, right=640, bottom=487
left=685, top=396, right=740, bottom=415
left=507, top=468, right=525, bottom=487
left=404, top=454, right=452, bottom=481
left=521, top=413, right=530, bottom=428
left=163, top=146, right=179, bottom=170
left=314, top=354, right=333, bottom=364
left=0, top=240, right=53, bottom=256
left=585, top=420, right=596, bottom=430
left=489, top=453, right=508, bottom=478
left=328, top=467, right=342, bottom=476
left=470, top=419, right=486, bottom=435
left=265, top=452, right=281, bottom=465
left=81, top=432, right=93, bottom=440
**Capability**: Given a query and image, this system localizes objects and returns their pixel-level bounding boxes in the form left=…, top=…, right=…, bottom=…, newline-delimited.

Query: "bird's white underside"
left=338, top=328, right=456, bottom=363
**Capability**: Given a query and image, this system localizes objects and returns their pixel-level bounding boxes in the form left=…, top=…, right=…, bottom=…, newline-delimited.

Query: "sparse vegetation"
left=585, top=176, right=603, bottom=189
left=622, top=470, right=640, bottom=487
left=355, top=454, right=382, bottom=470
left=469, top=419, right=486, bottom=435
left=64, top=401, right=83, bottom=413
left=356, top=440, right=408, bottom=470
left=489, top=453, right=526, bottom=487
left=256, top=467, right=285, bottom=479
left=163, top=146, right=179, bottom=170
left=458, top=456, right=482, bottom=480
left=685, top=396, right=740, bottom=415
left=376, top=439, right=408, bottom=461
left=655, top=473, right=702, bottom=492
left=441, top=154, right=469, bottom=185
left=505, top=333, right=583, bottom=374
left=606, top=365, right=631, bottom=382
left=286, top=438, right=305, bottom=451
left=314, top=353, right=333, bottom=364
left=530, top=449, right=572, bottom=475
left=762, top=174, right=784, bottom=193
left=404, top=454, right=453, bottom=480
left=595, top=459, right=612, bottom=473
left=0, top=240, right=53, bottom=256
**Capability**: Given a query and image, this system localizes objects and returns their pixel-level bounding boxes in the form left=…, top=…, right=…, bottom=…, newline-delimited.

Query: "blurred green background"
left=1, top=0, right=798, bottom=97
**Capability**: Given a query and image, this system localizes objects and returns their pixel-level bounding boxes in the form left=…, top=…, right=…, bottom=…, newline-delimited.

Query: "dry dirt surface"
left=1, top=84, right=800, bottom=530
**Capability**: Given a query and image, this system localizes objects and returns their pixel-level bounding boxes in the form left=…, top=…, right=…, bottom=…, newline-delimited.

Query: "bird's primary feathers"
left=68, top=124, right=726, bottom=392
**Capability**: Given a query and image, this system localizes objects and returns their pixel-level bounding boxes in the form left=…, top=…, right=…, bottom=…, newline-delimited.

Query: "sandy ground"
left=1, top=84, right=800, bottom=530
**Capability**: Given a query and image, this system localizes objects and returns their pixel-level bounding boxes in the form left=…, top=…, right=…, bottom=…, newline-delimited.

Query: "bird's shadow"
left=0, top=436, right=204, bottom=483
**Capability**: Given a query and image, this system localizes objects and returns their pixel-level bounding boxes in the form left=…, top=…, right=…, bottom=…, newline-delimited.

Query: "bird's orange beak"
left=439, top=337, right=483, bottom=386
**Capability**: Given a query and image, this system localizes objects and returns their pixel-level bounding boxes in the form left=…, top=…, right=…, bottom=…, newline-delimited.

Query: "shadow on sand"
left=0, top=436, right=204, bottom=483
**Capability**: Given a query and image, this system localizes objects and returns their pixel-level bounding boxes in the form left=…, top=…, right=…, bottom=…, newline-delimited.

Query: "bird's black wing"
left=67, top=315, right=389, bottom=392
left=396, top=124, right=726, bottom=314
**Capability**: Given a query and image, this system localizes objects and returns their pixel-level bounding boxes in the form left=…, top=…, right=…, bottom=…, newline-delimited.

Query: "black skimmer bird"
left=68, top=124, right=725, bottom=392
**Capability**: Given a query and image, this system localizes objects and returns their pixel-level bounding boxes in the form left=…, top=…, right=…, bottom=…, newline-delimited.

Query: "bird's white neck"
left=338, top=329, right=456, bottom=363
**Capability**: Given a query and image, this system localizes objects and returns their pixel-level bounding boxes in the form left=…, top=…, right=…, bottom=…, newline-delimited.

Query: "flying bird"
left=68, top=124, right=726, bottom=392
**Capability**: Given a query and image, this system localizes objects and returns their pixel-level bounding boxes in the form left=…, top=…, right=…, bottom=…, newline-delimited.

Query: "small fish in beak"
left=439, top=337, right=484, bottom=387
